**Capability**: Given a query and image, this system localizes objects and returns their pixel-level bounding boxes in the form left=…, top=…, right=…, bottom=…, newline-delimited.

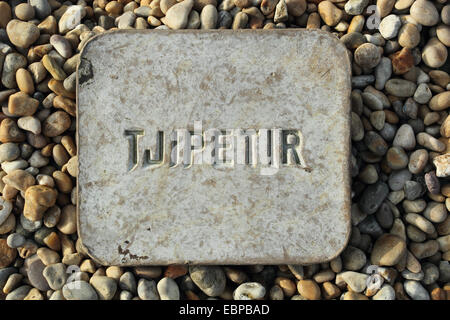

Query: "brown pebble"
left=0, top=118, right=26, bottom=143
left=164, top=265, right=188, bottom=279
left=16, top=68, right=35, bottom=94
left=0, top=238, right=17, bottom=268
left=53, top=95, right=76, bottom=117
left=8, top=92, right=39, bottom=116
left=24, top=185, right=58, bottom=221
left=43, top=111, right=71, bottom=137
left=389, top=48, right=414, bottom=75
left=297, top=280, right=321, bottom=300
left=2, top=169, right=35, bottom=192
left=57, top=204, right=77, bottom=234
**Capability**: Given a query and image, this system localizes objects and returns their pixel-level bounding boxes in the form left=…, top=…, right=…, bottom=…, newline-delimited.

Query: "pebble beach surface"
left=0, top=0, right=450, bottom=301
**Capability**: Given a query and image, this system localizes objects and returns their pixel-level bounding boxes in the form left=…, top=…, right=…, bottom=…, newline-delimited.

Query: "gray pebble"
left=393, top=124, right=416, bottom=150
left=62, top=280, right=99, bottom=300
left=359, top=181, right=389, bottom=214
left=119, top=271, right=137, bottom=294
left=403, top=280, right=430, bottom=300
left=233, top=282, right=266, bottom=300
left=90, top=276, right=117, bottom=300
left=29, top=0, right=51, bottom=19
left=157, top=277, right=180, bottom=300
left=404, top=181, right=422, bottom=200
left=401, top=270, right=424, bottom=281
left=189, top=265, right=226, bottom=297
left=0, top=143, right=20, bottom=163
left=439, top=261, right=450, bottom=282
left=5, top=285, right=31, bottom=300
left=358, top=215, right=384, bottom=238
left=341, top=246, right=367, bottom=271
left=43, top=263, right=67, bottom=290
left=20, top=213, right=42, bottom=232
left=119, top=290, right=134, bottom=300
left=6, top=233, right=25, bottom=248
left=372, top=284, right=395, bottom=300
left=25, top=255, right=50, bottom=291
left=422, top=262, right=439, bottom=285
left=137, top=278, right=159, bottom=300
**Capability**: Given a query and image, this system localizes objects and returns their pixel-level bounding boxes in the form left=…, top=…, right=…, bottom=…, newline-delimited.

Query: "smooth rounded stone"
left=157, top=277, right=180, bottom=300
left=29, top=0, right=51, bottom=19
left=20, top=213, right=42, bottom=232
left=380, top=122, right=397, bottom=141
left=401, top=98, right=418, bottom=120
left=231, top=12, right=248, bottom=29
left=160, top=0, right=177, bottom=14
left=401, top=269, right=424, bottom=281
left=0, top=197, right=13, bottom=225
left=362, top=91, right=384, bottom=110
left=6, top=233, right=25, bottom=248
left=385, top=79, right=416, bottom=98
left=371, top=234, right=406, bottom=266
left=231, top=282, right=265, bottom=300
left=375, top=58, right=392, bottom=91
left=0, top=1, right=12, bottom=28
left=386, top=146, right=408, bottom=170
left=429, top=92, right=450, bottom=111
left=397, top=23, right=420, bottom=49
left=62, top=280, right=98, bottom=300
left=56, top=204, right=76, bottom=234
left=417, top=132, right=445, bottom=152
left=3, top=169, right=36, bottom=193
left=393, top=124, right=415, bottom=150
left=405, top=213, right=435, bottom=234
left=340, top=32, right=366, bottom=50
left=63, top=72, right=76, bottom=93
left=437, top=24, right=450, bottom=47
left=376, top=202, right=394, bottom=228
left=358, top=181, right=389, bottom=214
left=17, top=116, right=41, bottom=135
left=43, top=111, right=71, bottom=138
left=0, top=238, right=16, bottom=267
left=137, top=278, right=159, bottom=300
left=15, top=3, right=35, bottom=21
left=364, top=131, right=388, bottom=156
left=200, top=4, right=217, bottom=29
left=439, top=261, right=450, bottom=282
left=422, top=263, right=439, bottom=285
left=340, top=271, right=368, bottom=293
left=344, top=0, right=368, bottom=15
left=351, top=112, right=364, bottom=142
left=28, top=150, right=48, bottom=168
left=6, top=20, right=40, bottom=49
left=388, top=169, right=412, bottom=191
left=423, top=202, right=447, bottom=224
left=410, top=0, right=439, bottom=26
left=165, top=0, right=194, bottom=29
left=274, top=0, right=288, bottom=23
left=49, top=35, right=72, bottom=59
left=36, top=247, right=59, bottom=266
left=24, top=185, right=58, bottom=221
left=372, top=284, right=395, bottom=300
left=404, top=181, right=422, bottom=200
left=189, top=266, right=226, bottom=297
left=379, top=14, right=401, bottom=40
left=403, top=280, right=430, bottom=300
left=2, top=53, right=27, bottom=89
left=89, top=276, right=117, bottom=300
left=422, top=38, right=448, bottom=68
left=358, top=164, right=378, bottom=184
left=354, top=43, right=381, bottom=69
left=8, top=92, right=39, bottom=116
left=43, top=263, right=67, bottom=290
left=369, top=110, right=385, bottom=130
left=1, top=160, right=28, bottom=174
left=285, top=0, right=306, bottom=17
left=411, top=241, right=439, bottom=260
left=294, top=280, right=319, bottom=300
left=118, top=271, right=136, bottom=293
left=5, top=285, right=31, bottom=300
left=358, top=215, right=384, bottom=238
left=437, top=235, right=450, bottom=252
left=117, top=11, right=136, bottom=29
left=413, top=83, right=432, bottom=105
left=0, top=143, right=20, bottom=163
left=25, top=255, right=50, bottom=291
left=408, top=149, right=428, bottom=174
left=119, top=290, right=133, bottom=300
left=59, top=5, right=86, bottom=34
left=341, top=246, right=366, bottom=271
left=317, top=1, right=342, bottom=27
left=42, top=54, right=66, bottom=81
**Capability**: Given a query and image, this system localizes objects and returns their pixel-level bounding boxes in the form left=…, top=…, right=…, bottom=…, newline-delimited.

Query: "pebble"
left=340, top=271, right=368, bottom=293
left=386, top=146, right=408, bottom=169
left=318, top=1, right=342, bottom=27
left=43, top=263, right=67, bottom=290
left=137, top=278, right=159, bottom=300
left=119, top=271, right=136, bottom=293
left=5, top=285, right=31, bottom=300
left=403, top=280, right=430, bottom=300
left=372, top=284, right=395, bottom=300
left=354, top=43, right=382, bottom=69
left=0, top=2, right=12, bottom=29
left=43, top=111, right=71, bottom=137
left=24, top=185, right=58, bottom=221
left=62, top=280, right=98, bottom=300
left=375, top=57, right=392, bottom=90
left=50, top=35, right=72, bottom=59
left=15, top=3, right=35, bottom=21
left=90, top=276, right=117, bottom=300
left=0, top=238, right=17, bottom=268
left=165, top=0, right=194, bottom=29
left=410, top=0, right=439, bottom=26
left=429, top=92, right=450, bottom=111
left=25, top=255, right=50, bottom=291
left=233, top=282, right=266, bottom=300
left=2, top=53, right=28, bottom=89
left=189, top=265, right=226, bottom=297
left=200, top=5, right=218, bottom=29
left=388, top=169, right=412, bottom=191
left=6, top=233, right=25, bottom=248
left=422, top=38, right=448, bottom=68
left=0, top=143, right=20, bottom=163
left=59, top=5, right=86, bottom=34
left=371, top=234, right=407, bottom=266
left=285, top=0, right=306, bottom=17
left=344, top=0, right=368, bottom=15
left=6, top=20, right=40, bottom=49
left=358, top=181, right=389, bottom=214
left=385, top=79, right=417, bottom=98
left=341, top=246, right=366, bottom=271
left=157, top=277, right=180, bottom=300
left=379, top=14, right=401, bottom=40
left=29, top=0, right=51, bottom=20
